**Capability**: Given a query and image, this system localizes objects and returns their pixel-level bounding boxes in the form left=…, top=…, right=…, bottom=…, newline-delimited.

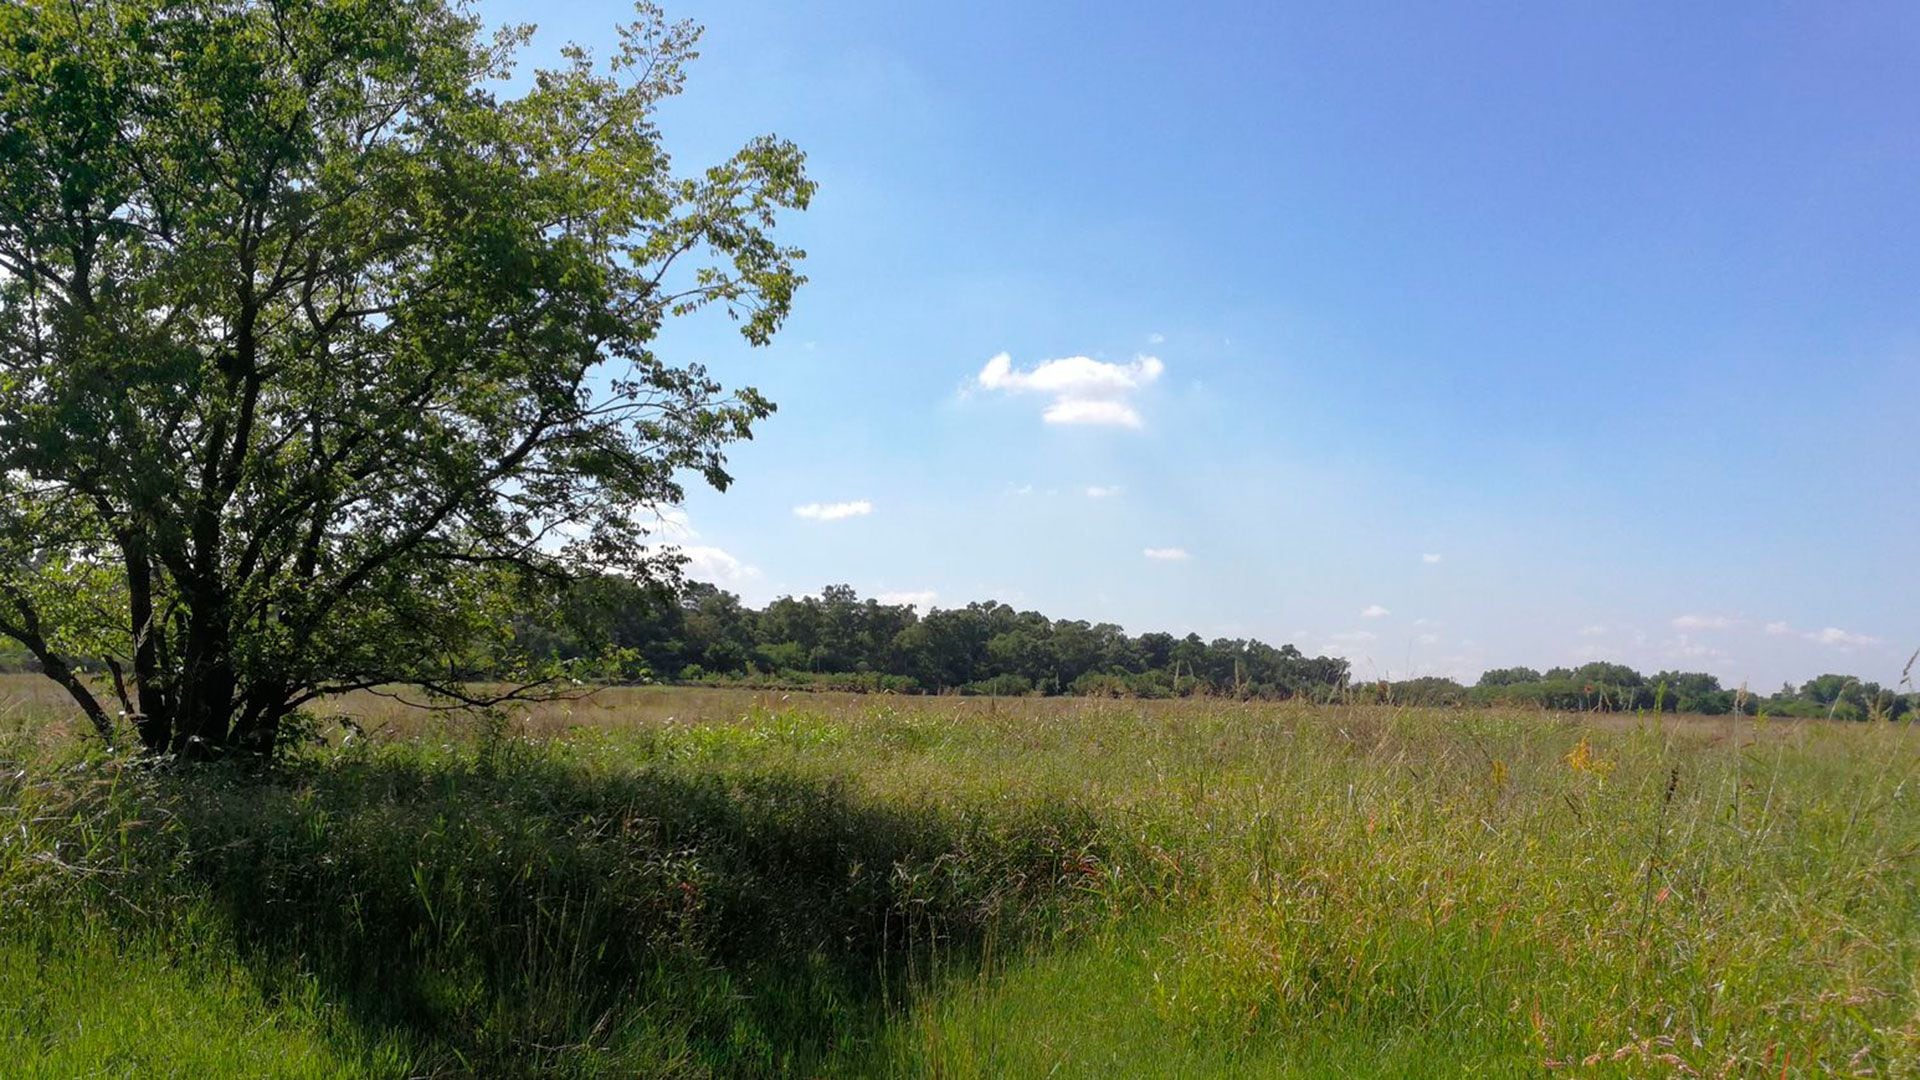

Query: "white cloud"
left=1330, top=630, right=1378, bottom=643
left=793, top=500, right=873, bottom=521
left=977, top=351, right=1162, bottom=396
left=1361, top=604, right=1390, bottom=619
left=1043, top=399, right=1142, bottom=428
left=1672, top=614, right=1736, bottom=631
left=1085, top=485, right=1123, bottom=498
left=677, top=545, right=761, bottom=587
left=1765, top=621, right=1793, bottom=636
left=1579, top=624, right=1609, bottom=636
left=975, top=352, right=1164, bottom=429
left=1808, top=626, right=1880, bottom=647
left=1420, top=553, right=1442, bottom=564
left=1143, top=547, right=1190, bottom=561
left=1147, top=332, right=1166, bottom=345
left=875, top=589, right=938, bottom=610
left=632, top=509, right=757, bottom=592
left=1417, top=632, right=1441, bottom=645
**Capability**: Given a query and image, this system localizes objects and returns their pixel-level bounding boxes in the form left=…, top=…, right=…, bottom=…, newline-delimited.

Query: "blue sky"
left=482, top=1, right=1918, bottom=690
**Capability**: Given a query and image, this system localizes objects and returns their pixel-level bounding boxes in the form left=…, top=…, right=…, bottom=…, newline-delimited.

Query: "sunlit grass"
left=2, top=686, right=1916, bottom=1076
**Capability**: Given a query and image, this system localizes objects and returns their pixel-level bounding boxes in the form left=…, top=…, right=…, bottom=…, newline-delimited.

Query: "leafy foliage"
left=0, top=0, right=811, bottom=753
left=525, top=578, right=1357, bottom=699
left=521, top=578, right=1917, bottom=718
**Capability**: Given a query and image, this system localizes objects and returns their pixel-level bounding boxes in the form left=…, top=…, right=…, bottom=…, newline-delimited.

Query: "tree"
left=1571, top=662, right=1643, bottom=688
left=1476, top=667, right=1542, bottom=688
left=679, top=582, right=756, bottom=675
left=1650, top=670, right=1729, bottom=714
left=0, top=0, right=812, bottom=754
left=1796, top=674, right=1856, bottom=707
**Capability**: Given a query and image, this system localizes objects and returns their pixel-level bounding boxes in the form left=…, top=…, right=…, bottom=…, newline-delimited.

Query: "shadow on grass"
left=155, top=740, right=1107, bottom=1077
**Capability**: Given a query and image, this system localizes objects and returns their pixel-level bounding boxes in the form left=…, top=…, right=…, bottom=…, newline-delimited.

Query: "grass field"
left=2, top=679, right=1917, bottom=1077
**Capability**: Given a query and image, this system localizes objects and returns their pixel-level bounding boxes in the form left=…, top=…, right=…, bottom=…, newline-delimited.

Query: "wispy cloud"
left=1766, top=620, right=1882, bottom=647
left=1579, top=624, right=1609, bottom=636
left=975, top=352, right=1164, bottom=428
left=1420, top=553, right=1442, bottom=564
left=1672, top=614, right=1736, bottom=630
left=875, top=589, right=938, bottom=610
left=793, top=500, right=873, bottom=521
left=1146, top=332, right=1166, bottom=345
left=1665, top=635, right=1726, bottom=660
left=1085, top=485, right=1123, bottom=498
left=1361, top=604, right=1390, bottom=618
left=1808, top=626, right=1880, bottom=647
left=1143, top=547, right=1190, bottom=561
left=1042, top=399, right=1143, bottom=427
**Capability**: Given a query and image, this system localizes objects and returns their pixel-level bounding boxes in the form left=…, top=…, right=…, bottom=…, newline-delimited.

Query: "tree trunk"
left=171, top=599, right=237, bottom=757
left=123, top=538, right=173, bottom=753
left=229, top=685, right=287, bottom=758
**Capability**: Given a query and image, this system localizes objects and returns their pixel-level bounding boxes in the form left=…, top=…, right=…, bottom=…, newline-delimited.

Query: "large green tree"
left=0, top=0, right=811, bottom=754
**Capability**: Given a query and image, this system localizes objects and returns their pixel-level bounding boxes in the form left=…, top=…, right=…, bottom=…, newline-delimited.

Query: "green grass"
left=2, top=689, right=1918, bottom=1076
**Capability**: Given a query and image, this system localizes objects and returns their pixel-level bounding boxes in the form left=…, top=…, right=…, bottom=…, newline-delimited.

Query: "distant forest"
left=515, top=579, right=1916, bottom=721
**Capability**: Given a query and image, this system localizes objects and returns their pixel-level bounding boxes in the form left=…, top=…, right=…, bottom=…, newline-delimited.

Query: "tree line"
left=1381, top=663, right=1914, bottom=721
left=516, top=578, right=1916, bottom=718
left=518, top=579, right=1354, bottom=699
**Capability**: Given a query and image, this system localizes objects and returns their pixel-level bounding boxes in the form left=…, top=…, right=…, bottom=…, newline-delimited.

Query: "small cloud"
left=875, top=589, right=938, bottom=610
left=1008, top=483, right=1034, bottom=496
left=793, top=500, right=873, bottom=521
left=1764, top=621, right=1792, bottom=636
left=1085, top=485, right=1124, bottom=498
left=1147, top=332, right=1166, bottom=344
left=1807, top=626, right=1879, bottom=647
left=677, top=545, right=761, bottom=586
left=1420, top=553, right=1442, bottom=564
left=1330, top=630, right=1378, bottom=643
left=1361, top=604, right=1390, bottom=619
left=1043, top=399, right=1142, bottom=428
left=975, top=351, right=1164, bottom=429
left=1416, top=632, right=1441, bottom=645
left=1672, top=614, right=1736, bottom=631
left=1579, top=624, right=1609, bottom=636
left=1143, top=547, right=1190, bottom=561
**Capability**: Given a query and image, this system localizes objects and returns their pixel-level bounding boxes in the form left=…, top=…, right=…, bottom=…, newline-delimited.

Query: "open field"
left=3, top=680, right=1918, bottom=1077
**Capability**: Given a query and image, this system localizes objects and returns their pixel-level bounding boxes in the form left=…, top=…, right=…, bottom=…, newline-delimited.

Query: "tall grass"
left=2, top=688, right=1917, bottom=1076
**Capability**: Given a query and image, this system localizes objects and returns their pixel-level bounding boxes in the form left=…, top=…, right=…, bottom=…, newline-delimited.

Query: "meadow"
left=2, top=678, right=1917, bottom=1077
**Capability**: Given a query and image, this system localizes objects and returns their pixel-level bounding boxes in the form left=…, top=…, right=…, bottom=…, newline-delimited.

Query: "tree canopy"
left=520, top=577, right=1352, bottom=700
left=0, top=0, right=811, bottom=754
left=505, top=576, right=1914, bottom=719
